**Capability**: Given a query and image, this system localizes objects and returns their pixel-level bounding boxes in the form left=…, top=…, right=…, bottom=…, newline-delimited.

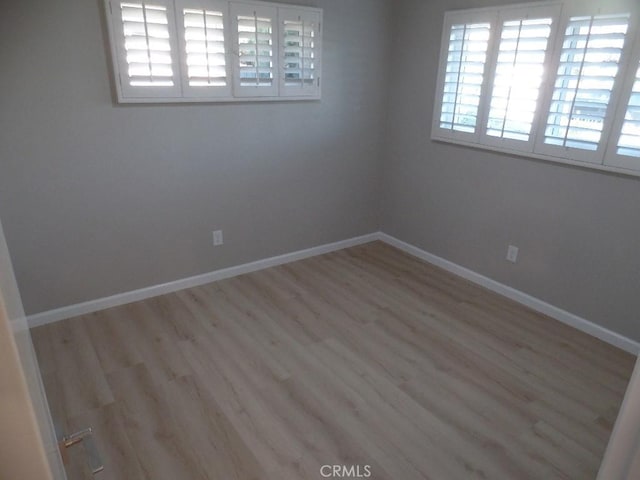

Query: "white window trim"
left=104, top=0, right=322, bottom=103
left=432, top=0, right=640, bottom=177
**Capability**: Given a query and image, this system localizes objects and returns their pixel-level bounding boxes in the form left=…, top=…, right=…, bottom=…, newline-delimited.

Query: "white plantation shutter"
left=237, top=15, right=274, bottom=85
left=605, top=48, right=640, bottom=171
left=437, top=19, right=491, bottom=138
left=432, top=2, right=640, bottom=176
left=616, top=62, right=640, bottom=157
left=231, top=3, right=278, bottom=97
left=105, top=0, right=322, bottom=102
left=121, top=3, right=173, bottom=85
left=183, top=10, right=225, bottom=85
left=109, top=0, right=182, bottom=98
left=176, top=0, right=231, bottom=97
left=539, top=13, right=630, bottom=162
left=484, top=7, right=557, bottom=150
left=279, top=8, right=322, bottom=97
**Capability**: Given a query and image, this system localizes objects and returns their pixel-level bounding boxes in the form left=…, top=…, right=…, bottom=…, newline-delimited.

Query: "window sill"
left=431, top=135, right=640, bottom=179
left=113, top=95, right=321, bottom=104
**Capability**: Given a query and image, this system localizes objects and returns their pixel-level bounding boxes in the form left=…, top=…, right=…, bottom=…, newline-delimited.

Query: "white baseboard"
left=26, top=233, right=380, bottom=328
left=378, top=232, right=640, bottom=355
left=28, top=230, right=640, bottom=355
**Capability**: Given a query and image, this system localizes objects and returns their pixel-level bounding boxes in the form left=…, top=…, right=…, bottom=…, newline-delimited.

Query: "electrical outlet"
left=506, top=245, right=519, bottom=263
left=212, top=230, right=223, bottom=246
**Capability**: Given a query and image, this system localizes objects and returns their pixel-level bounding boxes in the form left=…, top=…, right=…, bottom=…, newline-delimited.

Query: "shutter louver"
left=544, top=14, right=630, bottom=151
left=183, top=8, right=227, bottom=86
left=440, top=22, right=491, bottom=134
left=283, top=19, right=315, bottom=87
left=487, top=18, right=553, bottom=142
left=120, top=2, right=174, bottom=86
left=616, top=62, right=640, bottom=158
left=237, top=14, right=274, bottom=87
left=279, top=8, right=321, bottom=97
left=107, top=0, right=322, bottom=102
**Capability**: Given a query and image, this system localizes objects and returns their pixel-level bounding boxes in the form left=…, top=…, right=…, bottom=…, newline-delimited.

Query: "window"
left=230, top=2, right=278, bottom=97
left=177, top=0, right=231, bottom=98
left=437, top=12, right=492, bottom=141
left=440, top=22, right=490, bottom=134
left=486, top=14, right=554, bottom=145
left=433, top=1, right=640, bottom=176
left=606, top=46, right=640, bottom=171
left=104, top=0, right=322, bottom=102
left=110, top=0, right=182, bottom=98
left=616, top=62, right=640, bottom=158
left=538, top=12, right=630, bottom=163
left=279, top=8, right=322, bottom=97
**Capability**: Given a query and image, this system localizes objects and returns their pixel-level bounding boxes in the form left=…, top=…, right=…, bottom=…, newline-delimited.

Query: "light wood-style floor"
left=31, top=241, right=635, bottom=480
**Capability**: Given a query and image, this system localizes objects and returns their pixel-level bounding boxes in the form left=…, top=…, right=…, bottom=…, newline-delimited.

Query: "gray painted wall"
left=0, top=0, right=392, bottom=314
left=381, top=0, right=640, bottom=340
left=2, top=0, right=639, bottom=344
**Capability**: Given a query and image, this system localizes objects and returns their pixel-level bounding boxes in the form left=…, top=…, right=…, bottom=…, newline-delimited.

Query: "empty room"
left=2, top=0, right=640, bottom=478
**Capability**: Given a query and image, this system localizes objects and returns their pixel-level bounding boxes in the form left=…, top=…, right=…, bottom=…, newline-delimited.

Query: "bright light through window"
left=183, top=9, right=227, bottom=86
left=121, top=2, right=174, bottom=87
left=487, top=18, right=552, bottom=141
left=544, top=14, right=629, bottom=151
left=237, top=15, right=274, bottom=86
left=283, top=19, right=316, bottom=87
left=617, top=62, right=640, bottom=157
left=440, top=22, right=491, bottom=133
left=433, top=3, right=640, bottom=175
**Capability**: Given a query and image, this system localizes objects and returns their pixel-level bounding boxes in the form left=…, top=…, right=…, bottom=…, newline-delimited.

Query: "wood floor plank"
left=177, top=333, right=316, bottom=479
left=179, top=285, right=292, bottom=384
left=162, top=375, right=265, bottom=480
left=86, top=302, right=191, bottom=383
left=32, top=241, right=635, bottom=480
left=47, top=315, right=114, bottom=417
left=106, top=364, right=208, bottom=480
left=83, top=308, right=144, bottom=374
left=310, top=337, right=538, bottom=480
left=30, top=324, right=56, bottom=375
left=399, top=376, right=554, bottom=480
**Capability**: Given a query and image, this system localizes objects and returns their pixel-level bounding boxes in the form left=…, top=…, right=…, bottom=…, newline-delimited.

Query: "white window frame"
left=432, top=0, right=640, bottom=177
left=104, top=0, right=322, bottom=103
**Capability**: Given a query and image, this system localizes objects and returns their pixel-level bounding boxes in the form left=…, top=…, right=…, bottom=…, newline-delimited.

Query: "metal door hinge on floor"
left=58, top=426, right=104, bottom=476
